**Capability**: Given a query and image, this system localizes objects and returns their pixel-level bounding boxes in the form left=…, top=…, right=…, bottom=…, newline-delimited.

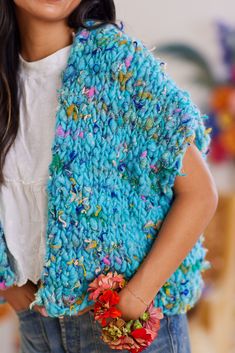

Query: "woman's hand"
left=81, top=286, right=148, bottom=324
left=114, top=286, right=149, bottom=322
left=0, top=280, right=47, bottom=316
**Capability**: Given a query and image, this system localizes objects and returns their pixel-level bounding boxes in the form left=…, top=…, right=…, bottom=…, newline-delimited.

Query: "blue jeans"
left=16, top=308, right=192, bottom=353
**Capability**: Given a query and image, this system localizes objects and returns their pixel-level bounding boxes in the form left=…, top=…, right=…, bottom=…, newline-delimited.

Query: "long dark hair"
left=0, top=0, right=118, bottom=185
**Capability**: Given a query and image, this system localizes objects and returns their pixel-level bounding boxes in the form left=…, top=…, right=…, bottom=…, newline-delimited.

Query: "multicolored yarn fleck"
left=0, top=20, right=211, bottom=316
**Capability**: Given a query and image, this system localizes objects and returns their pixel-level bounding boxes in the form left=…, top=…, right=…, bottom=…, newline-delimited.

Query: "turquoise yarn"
left=0, top=19, right=211, bottom=316
left=0, top=222, right=16, bottom=289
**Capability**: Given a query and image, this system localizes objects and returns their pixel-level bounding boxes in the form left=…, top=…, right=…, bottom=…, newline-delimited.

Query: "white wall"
left=115, top=0, right=235, bottom=94
left=115, top=0, right=234, bottom=73
left=115, top=0, right=235, bottom=192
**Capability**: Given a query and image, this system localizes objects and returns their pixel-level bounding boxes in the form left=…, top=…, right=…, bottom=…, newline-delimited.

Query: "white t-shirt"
left=0, top=44, right=72, bottom=286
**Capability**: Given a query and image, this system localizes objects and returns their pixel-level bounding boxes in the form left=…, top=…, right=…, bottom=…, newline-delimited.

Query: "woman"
left=0, top=0, right=218, bottom=352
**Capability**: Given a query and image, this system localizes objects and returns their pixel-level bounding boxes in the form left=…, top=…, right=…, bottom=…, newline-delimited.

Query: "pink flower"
left=142, top=301, right=164, bottom=337
left=88, top=271, right=126, bottom=301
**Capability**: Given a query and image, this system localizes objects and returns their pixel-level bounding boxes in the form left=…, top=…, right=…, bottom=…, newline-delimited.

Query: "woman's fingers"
left=23, top=281, right=39, bottom=304
left=1, top=280, right=49, bottom=317
left=32, top=304, right=48, bottom=317
left=22, top=283, right=48, bottom=317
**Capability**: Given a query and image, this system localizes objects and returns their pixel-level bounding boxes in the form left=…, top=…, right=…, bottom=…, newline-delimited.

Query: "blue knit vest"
left=0, top=19, right=211, bottom=316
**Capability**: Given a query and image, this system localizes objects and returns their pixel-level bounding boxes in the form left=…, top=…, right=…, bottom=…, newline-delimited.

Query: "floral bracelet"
left=87, top=271, right=164, bottom=353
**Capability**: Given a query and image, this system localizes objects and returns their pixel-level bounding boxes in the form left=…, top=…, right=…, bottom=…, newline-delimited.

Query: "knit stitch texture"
left=0, top=19, right=211, bottom=316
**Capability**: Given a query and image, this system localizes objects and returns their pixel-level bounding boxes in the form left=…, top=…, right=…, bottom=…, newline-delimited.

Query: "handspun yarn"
left=0, top=19, right=211, bottom=316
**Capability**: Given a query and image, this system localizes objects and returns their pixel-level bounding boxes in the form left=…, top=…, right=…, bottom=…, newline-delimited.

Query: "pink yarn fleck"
left=102, top=256, right=111, bottom=266
left=80, top=29, right=89, bottom=39
left=88, top=87, right=96, bottom=99
left=0, top=282, right=6, bottom=290
left=56, top=125, right=70, bottom=138
left=125, top=55, right=133, bottom=68
left=141, top=151, right=147, bottom=158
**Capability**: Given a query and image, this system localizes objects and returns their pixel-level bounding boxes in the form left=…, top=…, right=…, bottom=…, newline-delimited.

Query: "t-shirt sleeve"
left=123, top=37, right=211, bottom=189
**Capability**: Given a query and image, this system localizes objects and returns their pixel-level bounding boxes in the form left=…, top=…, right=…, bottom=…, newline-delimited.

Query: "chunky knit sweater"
left=0, top=19, right=211, bottom=316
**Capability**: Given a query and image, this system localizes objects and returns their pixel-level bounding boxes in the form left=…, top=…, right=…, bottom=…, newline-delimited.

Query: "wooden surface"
left=189, top=194, right=235, bottom=353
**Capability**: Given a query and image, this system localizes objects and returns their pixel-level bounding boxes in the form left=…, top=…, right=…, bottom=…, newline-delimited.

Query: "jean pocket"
left=167, top=314, right=192, bottom=353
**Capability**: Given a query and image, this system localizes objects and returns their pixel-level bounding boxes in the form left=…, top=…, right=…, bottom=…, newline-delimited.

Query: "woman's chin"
left=14, top=0, right=81, bottom=22
left=33, top=0, right=71, bottom=18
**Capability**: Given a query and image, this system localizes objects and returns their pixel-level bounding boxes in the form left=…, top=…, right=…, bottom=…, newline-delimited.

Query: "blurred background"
left=1, top=0, right=235, bottom=352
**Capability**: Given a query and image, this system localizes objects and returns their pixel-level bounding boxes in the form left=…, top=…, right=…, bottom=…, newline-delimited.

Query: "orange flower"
left=99, top=289, right=120, bottom=307
left=94, top=291, right=122, bottom=327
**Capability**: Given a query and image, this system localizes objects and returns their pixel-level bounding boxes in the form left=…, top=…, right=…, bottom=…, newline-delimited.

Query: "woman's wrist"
left=126, top=269, right=161, bottom=306
left=114, top=282, right=151, bottom=321
left=125, top=283, right=152, bottom=307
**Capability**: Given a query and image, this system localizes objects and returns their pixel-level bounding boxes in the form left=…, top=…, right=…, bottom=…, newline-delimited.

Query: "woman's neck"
left=16, top=9, right=74, bottom=62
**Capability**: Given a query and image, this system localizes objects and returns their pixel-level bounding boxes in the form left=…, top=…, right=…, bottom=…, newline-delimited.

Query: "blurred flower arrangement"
left=153, top=21, right=235, bottom=164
